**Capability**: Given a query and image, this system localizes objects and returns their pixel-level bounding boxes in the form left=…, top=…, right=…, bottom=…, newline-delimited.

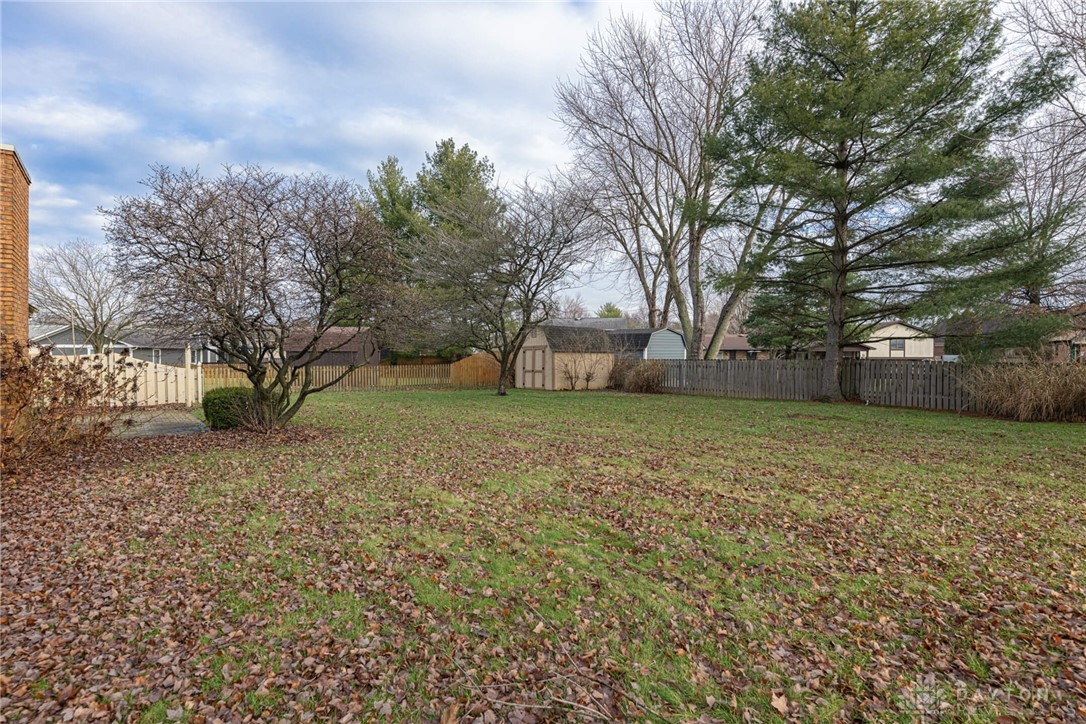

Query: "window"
left=746, top=350, right=759, bottom=360
left=889, top=339, right=905, bottom=352
left=152, top=349, right=162, bottom=364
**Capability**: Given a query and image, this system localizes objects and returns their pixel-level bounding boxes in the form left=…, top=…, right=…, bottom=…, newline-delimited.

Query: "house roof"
left=283, top=326, right=375, bottom=354
left=29, top=323, right=69, bottom=341
left=872, top=320, right=930, bottom=335
left=541, top=325, right=612, bottom=353
left=28, top=323, right=136, bottom=348
left=716, top=334, right=764, bottom=352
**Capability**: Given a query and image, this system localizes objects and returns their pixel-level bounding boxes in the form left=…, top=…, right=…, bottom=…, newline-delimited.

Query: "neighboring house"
left=1047, top=304, right=1086, bottom=362
left=516, top=325, right=613, bottom=391
left=714, top=334, right=773, bottom=361
left=284, top=327, right=380, bottom=367
left=30, top=323, right=221, bottom=365
left=935, top=305, right=1086, bottom=362
left=123, top=331, right=223, bottom=365
left=607, top=328, right=686, bottom=360
left=805, top=343, right=875, bottom=360
left=30, top=323, right=131, bottom=356
left=863, top=322, right=937, bottom=359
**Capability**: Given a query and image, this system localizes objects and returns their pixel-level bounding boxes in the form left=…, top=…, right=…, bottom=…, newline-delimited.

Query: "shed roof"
left=606, top=329, right=652, bottom=352
left=541, top=325, right=612, bottom=353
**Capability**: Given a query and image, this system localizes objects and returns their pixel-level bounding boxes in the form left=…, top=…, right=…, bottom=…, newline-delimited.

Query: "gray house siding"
left=30, top=326, right=129, bottom=356
left=645, top=330, right=686, bottom=360
left=130, top=347, right=211, bottom=366
left=30, top=324, right=221, bottom=365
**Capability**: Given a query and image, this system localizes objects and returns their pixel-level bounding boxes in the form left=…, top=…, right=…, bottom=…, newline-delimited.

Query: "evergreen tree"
left=718, top=0, right=1066, bottom=398
left=596, top=302, right=623, bottom=319
left=366, top=156, right=419, bottom=249
left=415, top=138, right=500, bottom=235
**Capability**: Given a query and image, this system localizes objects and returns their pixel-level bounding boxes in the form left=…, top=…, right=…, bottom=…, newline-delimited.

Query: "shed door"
left=522, top=347, right=546, bottom=389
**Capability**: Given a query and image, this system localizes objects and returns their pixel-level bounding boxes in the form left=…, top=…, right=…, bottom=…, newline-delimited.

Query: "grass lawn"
left=2, top=390, right=1083, bottom=721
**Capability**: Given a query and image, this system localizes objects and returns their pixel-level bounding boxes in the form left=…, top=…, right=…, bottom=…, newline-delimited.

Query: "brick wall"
left=0, top=146, right=31, bottom=341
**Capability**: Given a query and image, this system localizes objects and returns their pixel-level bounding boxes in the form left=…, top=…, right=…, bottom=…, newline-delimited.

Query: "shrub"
left=623, top=360, right=666, bottom=394
left=607, top=357, right=637, bottom=389
left=1, top=336, right=139, bottom=473
left=968, top=362, right=1086, bottom=422
left=202, top=387, right=254, bottom=429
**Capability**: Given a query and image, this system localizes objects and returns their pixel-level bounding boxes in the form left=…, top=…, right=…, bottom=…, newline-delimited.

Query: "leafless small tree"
left=418, top=179, right=594, bottom=395
left=29, top=239, right=145, bottom=353
left=103, top=165, right=396, bottom=429
left=552, top=326, right=613, bottom=390
left=556, top=293, right=588, bottom=319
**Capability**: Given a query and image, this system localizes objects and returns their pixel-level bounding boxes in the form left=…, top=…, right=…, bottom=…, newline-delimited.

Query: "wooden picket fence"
left=660, top=359, right=977, bottom=412
left=201, top=353, right=500, bottom=395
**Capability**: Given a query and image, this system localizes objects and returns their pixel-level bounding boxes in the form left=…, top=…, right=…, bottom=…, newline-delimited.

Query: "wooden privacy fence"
left=202, top=354, right=500, bottom=395
left=660, top=359, right=977, bottom=412
left=662, top=360, right=824, bottom=401
left=64, top=354, right=202, bottom=407
left=842, top=359, right=974, bottom=411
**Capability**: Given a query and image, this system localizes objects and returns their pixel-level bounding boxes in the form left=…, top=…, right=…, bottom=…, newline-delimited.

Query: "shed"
left=607, top=328, right=686, bottom=360
left=516, top=325, right=614, bottom=391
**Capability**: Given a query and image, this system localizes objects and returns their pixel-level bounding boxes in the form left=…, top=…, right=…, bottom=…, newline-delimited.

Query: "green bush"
left=623, top=360, right=666, bottom=394
left=202, top=387, right=253, bottom=429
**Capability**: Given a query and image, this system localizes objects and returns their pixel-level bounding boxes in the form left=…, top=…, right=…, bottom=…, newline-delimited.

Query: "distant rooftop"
left=548, top=316, right=627, bottom=330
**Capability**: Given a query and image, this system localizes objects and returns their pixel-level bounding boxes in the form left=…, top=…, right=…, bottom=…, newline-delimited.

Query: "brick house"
left=1, top=145, right=31, bottom=341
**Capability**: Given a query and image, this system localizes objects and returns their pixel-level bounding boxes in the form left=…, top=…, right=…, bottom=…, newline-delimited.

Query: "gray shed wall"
left=645, top=330, right=687, bottom=360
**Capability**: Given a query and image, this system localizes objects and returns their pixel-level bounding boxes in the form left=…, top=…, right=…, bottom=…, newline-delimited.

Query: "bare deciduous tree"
left=999, top=111, right=1086, bottom=310
left=29, top=239, right=144, bottom=353
left=556, top=0, right=765, bottom=358
left=1014, top=0, right=1086, bottom=146
left=418, top=179, right=593, bottom=396
left=556, top=293, right=588, bottom=320
left=103, top=165, right=396, bottom=429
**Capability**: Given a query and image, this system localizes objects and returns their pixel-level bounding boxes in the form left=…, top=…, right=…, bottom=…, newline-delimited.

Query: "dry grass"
left=622, top=359, right=666, bottom=393
left=969, top=362, right=1086, bottom=422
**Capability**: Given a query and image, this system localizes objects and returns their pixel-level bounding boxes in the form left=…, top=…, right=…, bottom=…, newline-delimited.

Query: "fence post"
left=184, top=344, right=192, bottom=407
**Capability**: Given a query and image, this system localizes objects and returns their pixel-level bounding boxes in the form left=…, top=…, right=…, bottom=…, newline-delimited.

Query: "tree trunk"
left=822, top=289, right=846, bottom=401
left=823, top=146, right=849, bottom=401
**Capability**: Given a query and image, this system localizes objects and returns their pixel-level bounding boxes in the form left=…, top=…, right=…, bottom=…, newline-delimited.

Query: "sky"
left=1, top=1, right=651, bottom=309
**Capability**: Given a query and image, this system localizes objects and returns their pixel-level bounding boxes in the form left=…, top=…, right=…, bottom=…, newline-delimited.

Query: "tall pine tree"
left=718, top=0, right=1065, bottom=398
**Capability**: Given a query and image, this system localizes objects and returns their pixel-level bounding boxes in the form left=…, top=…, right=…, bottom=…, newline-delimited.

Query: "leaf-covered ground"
left=2, top=390, right=1084, bottom=722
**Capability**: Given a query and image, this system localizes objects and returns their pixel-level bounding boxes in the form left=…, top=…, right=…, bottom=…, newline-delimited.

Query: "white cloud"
left=3, top=96, right=141, bottom=143
left=1, top=0, right=657, bottom=268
